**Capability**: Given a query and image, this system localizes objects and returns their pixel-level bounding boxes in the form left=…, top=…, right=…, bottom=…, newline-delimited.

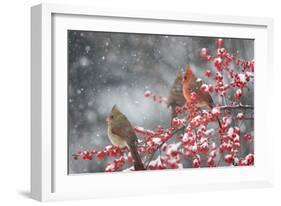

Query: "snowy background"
left=68, top=30, right=254, bottom=174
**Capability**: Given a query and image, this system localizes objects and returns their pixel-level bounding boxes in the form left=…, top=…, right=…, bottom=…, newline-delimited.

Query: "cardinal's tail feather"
left=127, top=141, right=145, bottom=171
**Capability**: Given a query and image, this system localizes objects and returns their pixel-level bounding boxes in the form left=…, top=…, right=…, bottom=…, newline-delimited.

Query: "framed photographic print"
left=31, top=3, right=274, bottom=201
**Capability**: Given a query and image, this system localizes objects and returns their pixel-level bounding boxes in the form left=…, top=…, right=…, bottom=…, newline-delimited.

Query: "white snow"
left=223, top=116, right=232, bottom=126
left=80, top=57, right=89, bottom=66
left=177, top=163, right=183, bottom=169
left=238, top=74, right=246, bottom=83
left=224, top=154, right=232, bottom=159
left=214, top=57, right=222, bottom=64
left=85, top=45, right=91, bottom=53
left=182, top=133, right=188, bottom=140
left=193, top=115, right=202, bottom=121
left=246, top=71, right=254, bottom=78
left=166, top=142, right=181, bottom=155
left=122, top=166, right=135, bottom=172
left=236, top=113, right=244, bottom=119
left=152, top=137, right=162, bottom=144
left=236, top=88, right=242, bottom=95
left=105, top=145, right=113, bottom=150
left=148, top=155, right=162, bottom=166
left=227, top=127, right=234, bottom=136
left=190, top=144, right=198, bottom=152
left=211, top=107, right=221, bottom=115
left=105, top=164, right=114, bottom=170
left=205, top=128, right=214, bottom=136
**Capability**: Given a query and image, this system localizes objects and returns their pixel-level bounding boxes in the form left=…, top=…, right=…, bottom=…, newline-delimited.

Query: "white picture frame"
left=31, top=3, right=274, bottom=202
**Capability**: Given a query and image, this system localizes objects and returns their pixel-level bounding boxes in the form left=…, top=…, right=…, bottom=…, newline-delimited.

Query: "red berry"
left=215, top=38, right=224, bottom=48
left=192, top=158, right=200, bottom=168
left=200, top=48, right=208, bottom=58
left=246, top=154, right=254, bottom=165
left=224, top=154, right=234, bottom=164
left=205, top=70, right=211, bottom=77
left=207, top=157, right=215, bottom=167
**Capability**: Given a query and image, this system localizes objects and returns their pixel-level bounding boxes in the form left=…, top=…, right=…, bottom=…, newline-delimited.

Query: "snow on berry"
left=234, top=88, right=242, bottom=99
left=207, top=157, right=215, bottom=167
left=144, top=90, right=152, bottom=97
left=200, top=48, right=208, bottom=58
left=192, top=156, right=200, bottom=168
left=236, top=113, right=244, bottom=120
left=200, top=84, right=209, bottom=93
left=224, top=154, right=234, bottom=164
left=245, top=153, right=254, bottom=165
left=204, top=70, right=211, bottom=77
left=147, top=156, right=165, bottom=170
left=171, top=117, right=186, bottom=128
left=214, top=57, right=223, bottom=71
left=211, top=107, right=221, bottom=117
left=166, top=143, right=181, bottom=157
left=216, top=48, right=226, bottom=57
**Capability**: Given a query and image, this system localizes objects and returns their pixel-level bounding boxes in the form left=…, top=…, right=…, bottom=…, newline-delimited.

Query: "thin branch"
left=218, top=104, right=254, bottom=110
left=145, top=124, right=186, bottom=168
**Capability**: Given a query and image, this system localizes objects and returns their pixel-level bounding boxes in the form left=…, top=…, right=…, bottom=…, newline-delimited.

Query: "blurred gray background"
left=68, top=30, right=254, bottom=174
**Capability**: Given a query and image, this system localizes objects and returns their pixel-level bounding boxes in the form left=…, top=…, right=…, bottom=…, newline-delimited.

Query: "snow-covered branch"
left=218, top=104, right=254, bottom=110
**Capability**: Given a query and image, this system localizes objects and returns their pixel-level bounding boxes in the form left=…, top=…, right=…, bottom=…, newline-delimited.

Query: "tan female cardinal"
left=106, top=105, right=145, bottom=170
left=182, top=65, right=222, bottom=128
left=167, top=69, right=186, bottom=120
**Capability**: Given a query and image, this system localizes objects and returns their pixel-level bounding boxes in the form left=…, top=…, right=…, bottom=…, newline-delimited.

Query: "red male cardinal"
left=106, top=105, right=145, bottom=170
left=182, top=65, right=222, bottom=128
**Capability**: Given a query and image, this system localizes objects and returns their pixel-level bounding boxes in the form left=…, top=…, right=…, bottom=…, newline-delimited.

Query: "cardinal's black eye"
left=110, top=115, right=114, bottom=119
left=184, top=76, right=187, bottom=80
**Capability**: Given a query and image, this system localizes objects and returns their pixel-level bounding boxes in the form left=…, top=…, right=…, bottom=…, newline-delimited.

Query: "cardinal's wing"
left=167, top=75, right=185, bottom=106
left=189, top=76, right=214, bottom=107
left=111, top=117, right=137, bottom=142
